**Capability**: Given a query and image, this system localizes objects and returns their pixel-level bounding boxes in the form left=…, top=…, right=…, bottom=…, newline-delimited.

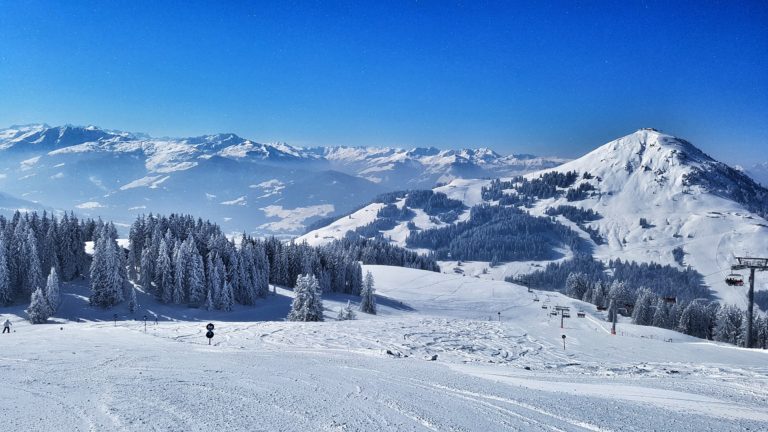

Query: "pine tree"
left=127, top=284, right=138, bottom=314
left=139, top=247, right=154, bottom=295
left=157, top=239, right=174, bottom=303
left=45, top=267, right=60, bottom=315
left=218, top=280, right=234, bottom=312
left=565, top=272, right=589, bottom=300
left=344, top=300, right=356, bottom=320
left=631, top=288, right=655, bottom=326
left=0, top=236, right=11, bottom=306
left=172, top=241, right=186, bottom=304
left=187, top=250, right=206, bottom=306
left=287, top=274, right=324, bottom=322
left=89, top=235, right=124, bottom=308
left=714, top=304, right=742, bottom=345
left=204, top=289, right=214, bottom=311
left=58, top=213, right=78, bottom=281
left=651, top=299, right=670, bottom=329
left=26, top=287, right=50, bottom=324
left=23, top=230, right=43, bottom=295
left=360, top=271, right=376, bottom=314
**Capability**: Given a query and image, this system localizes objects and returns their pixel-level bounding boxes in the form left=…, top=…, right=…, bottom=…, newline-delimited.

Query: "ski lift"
left=725, top=273, right=744, bottom=286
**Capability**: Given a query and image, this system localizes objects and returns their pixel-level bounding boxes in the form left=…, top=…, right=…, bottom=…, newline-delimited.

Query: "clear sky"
left=1, top=1, right=766, bottom=165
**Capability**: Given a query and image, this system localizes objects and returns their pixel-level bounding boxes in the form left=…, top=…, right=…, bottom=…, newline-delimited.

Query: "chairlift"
left=725, top=273, right=744, bottom=286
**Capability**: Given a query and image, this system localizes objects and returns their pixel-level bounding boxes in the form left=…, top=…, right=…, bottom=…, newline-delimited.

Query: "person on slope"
left=2, top=319, right=11, bottom=334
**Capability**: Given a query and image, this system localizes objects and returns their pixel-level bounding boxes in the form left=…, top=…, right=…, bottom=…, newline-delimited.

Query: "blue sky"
left=1, top=1, right=766, bottom=165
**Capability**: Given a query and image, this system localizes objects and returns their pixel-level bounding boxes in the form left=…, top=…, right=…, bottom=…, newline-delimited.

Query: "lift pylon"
left=731, top=257, right=768, bottom=348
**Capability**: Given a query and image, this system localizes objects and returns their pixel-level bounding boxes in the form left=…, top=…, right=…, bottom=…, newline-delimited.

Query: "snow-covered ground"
left=2, top=265, right=767, bottom=431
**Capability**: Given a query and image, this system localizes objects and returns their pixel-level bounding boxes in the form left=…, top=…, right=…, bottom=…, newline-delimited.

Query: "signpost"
left=561, top=334, right=566, bottom=350
left=206, top=323, right=215, bottom=345
left=497, top=312, right=501, bottom=322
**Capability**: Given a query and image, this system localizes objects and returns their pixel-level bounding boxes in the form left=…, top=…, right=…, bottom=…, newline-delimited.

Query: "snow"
left=259, top=204, right=336, bottom=233
left=76, top=201, right=106, bottom=209
left=20, top=156, right=41, bottom=171
left=1, top=264, right=767, bottom=431
left=120, top=175, right=171, bottom=190
left=297, top=203, right=385, bottom=246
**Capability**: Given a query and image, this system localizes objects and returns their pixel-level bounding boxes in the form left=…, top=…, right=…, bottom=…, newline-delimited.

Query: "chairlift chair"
left=725, top=273, right=744, bottom=286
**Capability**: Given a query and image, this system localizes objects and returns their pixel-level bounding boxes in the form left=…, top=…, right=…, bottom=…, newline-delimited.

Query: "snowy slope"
left=0, top=124, right=564, bottom=235
left=301, top=130, right=768, bottom=308
left=1, top=265, right=766, bottom=431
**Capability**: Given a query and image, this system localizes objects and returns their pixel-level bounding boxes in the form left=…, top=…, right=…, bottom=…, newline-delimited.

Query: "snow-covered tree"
left=608, top=280, right=633, bottom=309
left=0, top=236, right=11, bottom=306
left=139, top=247, right=154, bottom=295
left=651, top=298, right=671, bottom=329
left=26, top=287, right=50, bottom=324
left=631, top=288, right=655, bottom=326
left=713, top=304, right=742, bottom=345
left=204, top=289, right=214, bottom=311
left=218, top=280, right=234, bottom=311
left=172, top=241, right=187, bottom=304
left=127, top=284, right=138, bottom=314
left=287, top=274, right=324, bottom=322
left=337, top=300, right=356, bottom=320
left=156, top=239, right=174, bottom=303
left=45, top=267, right=60, bottom=314
left=23, top=230, right=43, bottom=295
left=89, top=235, right=124, bottom=308
left=565, top=272, right=589, bottom=300
left=187, top=250, right=206, bottom=306
left=677, top=299, right=713, bottom=339
left=360, top=271, right=376, bottom=315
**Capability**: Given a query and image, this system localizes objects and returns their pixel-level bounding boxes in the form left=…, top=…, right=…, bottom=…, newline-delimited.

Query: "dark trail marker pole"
left=562, top=334, right=566, bottom=350
left=113, top=314, right=118, bottom=327
left=206, top=323, right=215, bottom=345
left=143, top=315, right=147, bottom=333
left=497, top=312, right=501, bottom=322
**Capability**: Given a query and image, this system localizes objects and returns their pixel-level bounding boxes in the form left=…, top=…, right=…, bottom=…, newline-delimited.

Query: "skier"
left=2, top=319, right=11, bottom=334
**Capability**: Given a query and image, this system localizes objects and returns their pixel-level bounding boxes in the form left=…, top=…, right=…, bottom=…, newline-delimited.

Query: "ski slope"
left=1, top=265, right=767, bottom=431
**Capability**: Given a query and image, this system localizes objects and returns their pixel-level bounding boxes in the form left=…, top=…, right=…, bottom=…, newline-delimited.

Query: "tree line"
left=562, top=271, right=768, bottom=348
left=0, top=211, right=88, bottom=306
left=407, top=204, right=588, bottom=261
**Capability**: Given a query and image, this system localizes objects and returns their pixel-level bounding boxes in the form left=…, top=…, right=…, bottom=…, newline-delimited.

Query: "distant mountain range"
left=0, top=124, right=565, bottom=233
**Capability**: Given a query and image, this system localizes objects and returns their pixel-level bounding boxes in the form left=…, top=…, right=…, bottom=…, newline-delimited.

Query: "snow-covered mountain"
left=301, top=129, right=768, bottom=308
left=0, top=124, right=564, bottom=234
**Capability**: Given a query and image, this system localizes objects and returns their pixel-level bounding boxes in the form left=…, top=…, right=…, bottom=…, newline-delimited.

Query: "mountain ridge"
left=0, top=123, right=564, bottom=234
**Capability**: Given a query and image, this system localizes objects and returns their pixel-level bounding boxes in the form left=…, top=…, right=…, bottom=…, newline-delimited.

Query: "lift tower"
left=731, top=257, right=768, bottom=348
